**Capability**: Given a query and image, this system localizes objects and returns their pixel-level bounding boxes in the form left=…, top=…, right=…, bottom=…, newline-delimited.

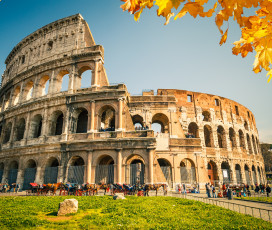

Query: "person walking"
left=266, top=184, right=271, bottom=197
left=206, top=183, right=211, bottom=198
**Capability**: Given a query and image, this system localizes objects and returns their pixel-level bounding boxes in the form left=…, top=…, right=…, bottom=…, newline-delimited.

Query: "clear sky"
left=0, top=0, right=271, bottom=143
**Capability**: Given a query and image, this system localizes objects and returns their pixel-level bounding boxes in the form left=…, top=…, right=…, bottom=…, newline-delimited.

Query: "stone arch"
left=4, top=91, right=11, bottom=110
left=3, top=122, right=12, bottom=144
left=188, top=122, right=199, bottom=138
left=202, top=111, right=211, bottom=122
left=158, top=158, right=172, bottom=186
left=95, top=155, right=114, bottom=184
left=67, top=156, right=85, bottom=184
left=238, top=130, right=245, bottom=148
left=151, top=113, right=169, bottom=133
left=36, top=75, right=50, bottom=97
left=8, top=160, right=18, bottom=185
left=252, top=135, right=257, bottom=154
left=54, top=70, right=69, bottom=92
left=98, top=105, right=116, bottom=131
left=71, top=108, right=88, bottom=133
left=252, top=165, right=257, bottom=184
left=23, top=80, right=34, bottom=101
left=221, top=161, right=231, bottom=183
left=126, top=154, right=145, bottom=185
left=204, top=125, right=213, bottom=147
left=207, top=160, right=219, bottom=185
left=246, top=133, right=253, bottom=154
left=49, top=110, right=64, bottom=136
left=180, top=158, right=196, bottom=184
left=244, top=121, right=249, bottom=131
left=244, top=164, right=251, bottom=185
left=217, top=126, right=227, bottom=148
left=12, top=85, right=21, bottom=105
left=23, top=159, right=37, bottom=190
left=229, top=128, right=237, bottom=148
left=15, top=118, right=26, bottom=141
left=79, top=66, right=92, bottom=89
left=132, top=114, right=144, bottom=130
left=44, top=157, right=59, bottom=184
left=235, top=164, right=242, bottom=184
left=29, top=114, right=43, bottom=138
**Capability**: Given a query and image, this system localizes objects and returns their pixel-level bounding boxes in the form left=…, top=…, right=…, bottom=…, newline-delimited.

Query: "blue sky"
left=0, top=0, right=271, bottom=143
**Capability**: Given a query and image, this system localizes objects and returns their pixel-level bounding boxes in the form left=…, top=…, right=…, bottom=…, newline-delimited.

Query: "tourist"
left=206, top=183, right=211, bottom=198
left=227, top=185, right=232, bottom=200
left=16, top=183, right=20, bottom=193
left=266, top=184, right=271, bottom=197
left=211, top=184, right=217, bottom=198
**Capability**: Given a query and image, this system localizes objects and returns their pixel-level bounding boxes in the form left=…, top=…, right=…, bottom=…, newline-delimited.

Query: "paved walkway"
left=170, top=192, right=272, bottom=222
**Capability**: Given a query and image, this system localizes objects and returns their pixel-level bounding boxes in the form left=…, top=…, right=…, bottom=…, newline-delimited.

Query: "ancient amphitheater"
left=0, top=14, right=266, bottom=190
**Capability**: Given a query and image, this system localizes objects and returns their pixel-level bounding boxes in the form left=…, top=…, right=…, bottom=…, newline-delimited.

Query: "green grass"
left=236, top=196, right=272, bottom=203
left=0, top=196, right=271, bottom=229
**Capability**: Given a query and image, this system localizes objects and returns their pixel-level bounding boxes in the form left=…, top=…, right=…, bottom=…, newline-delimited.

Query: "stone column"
left=90, top=100, right=95, bottom=132
left=57, top=166, right=64, bottom=182
left=41, top=106, right=49, bottom=136
left=148, top=147, right=155, bottom=184
left=86, top=151, right=93, bottom=183
left=117, top=98, right=123, bottom=131
left=47, top=71, right=54, bottom=95
left=1, top=167, right=9, bottom=183
left=9, top=117, right=16, bottom=143
left=23, top=112, right=31, bottom=143
left=35, top=166, right=42, bottom=184
left=116, top=148, right=122, bottom=184
left=91, top=61, right=99, bottom=87
left=16, top=169, right=24, bottom=187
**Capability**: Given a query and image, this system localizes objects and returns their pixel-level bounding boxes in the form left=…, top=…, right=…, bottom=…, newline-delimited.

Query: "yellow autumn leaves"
left=121, top=0, right=272, bottom=82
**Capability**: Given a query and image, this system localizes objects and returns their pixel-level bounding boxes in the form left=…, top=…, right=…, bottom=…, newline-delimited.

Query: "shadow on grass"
left=46, top=211, right=58, bottom=216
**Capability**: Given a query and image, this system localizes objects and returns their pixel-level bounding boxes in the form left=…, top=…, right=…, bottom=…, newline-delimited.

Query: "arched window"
left=76, top=109, right=88, bottom=133
left=221, top=162, right=231, bottom=183
left=50, top=111, right=64, bottom=136
left=229, top=128, right=236, bottom=148
left=246, top=133, right=253, bottom=154
left=55, top=70, right=69, bottom=92
left=13, top=86, right=21, bottom=105
left=99, top=106, right=115, bottom=131
left=44, top=157, right=59, bottom=184
left=3, top=122, right=12, bottom=144
left=15, top=118, right=25, bottom=141
left=235, top=164, right=242, bottom=184
left=158, top=159, right=173, bottom=186
left=202, top=111, right=211, bottom=122
left=244, top=121, right=249, bottom=131
left=95, top=155, right=114, bottom=184
left=188, top=122, right=199, bottom=138
left=238, top=130, right=245, bottom=148
left=79, top=67, right=92, bottom=88
left=152, top=113, right=169, bottom=134
left=36, top=75, right=50, bottom=97
left=23, top=81, right=34, bottom=101
left=67, top=156, right=85, bottom=184
left=23, top=159, right=37, bottom=190
left=132, top=115, right=144, bottom=130
left=207, top=161, right=218, bottom=185
left=244, top=165, right=251, bottom=185
left=8, top=161, right=18, bottom=185
left=217, top=126, right=226, bottom=148
left=180, top=159, right=196, bottom=183
left=4, top=92, right=11, bottom=110
left=29, top=115, right=42, bottom=138
left=204, top=125, right=213, bottom=147
left=252, top=165, right=257, bottom=184
left=252, top=135, right=257, bottom=154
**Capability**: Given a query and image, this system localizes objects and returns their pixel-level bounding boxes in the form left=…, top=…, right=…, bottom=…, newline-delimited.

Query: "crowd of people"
left=205, top=182, right=272, bottom=199
left=0, top=183, right=20, bottom=193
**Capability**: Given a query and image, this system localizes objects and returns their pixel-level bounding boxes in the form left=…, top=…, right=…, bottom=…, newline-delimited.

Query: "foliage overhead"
left=121, top=0, right=272, bottom=82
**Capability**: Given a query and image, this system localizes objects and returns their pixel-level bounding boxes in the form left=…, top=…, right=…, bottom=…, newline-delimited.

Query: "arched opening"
left=221, top=162, right=231, bottom=184
left=204, top=125, right=213, bottom=147
left=95, top=155, right=114, bottom=184
left=244, top=165, right=251, bottom=185
left=252, top=165, right=257, bottom=184
left=207, top=161, right=218, bottom=185
left=235, top=164, right=242, bottom=184
left=4, top=92, right=11, bottom=110
left=3, top=122, right=12, bottom=144
left=23, top=159, right=37, bottom=190
left=13, top=86, right=21, bottom=105
left=217, top=126, right=226, bottom=148
left=23, top=81, right=34, bottom=101
left=44, top=157, right=59, bottom=184
left=67, top=156, right=85, bottom=184
left=99, top=106, right=115, bottom=131
left=37, top=75, right=50, bottom=97
left=238, top=130, right=245, bottom=148
left=180, top=159, right=196, bottom=184
left=50, top=111, right=64, bottom=136
left=229, top=128, right=236, bottom=148
left=8, top=161, right=18, bottom=185
left=55, top=70, right=69, bottom=92
left=244, top=121, right=249, bottom=131
left=0, top=163, right=4, bottom=183
left=257, top=166, right=262, bottom=184
left=246, top=134, right=253, bottom=154
left=252, top=135, right=257, bottom=154
left=132, top=115, right=144, bottom=130
left=130, top=159, right=145, bottom=185
left=158, top=159, right=172, bottom=186
left=202, top=111, right=211, bottom=122
left=152, top=113, right=169, bottom=134
left=79, top=68, right=92, bottom=89
left=29, top=114, right=42, bottom=138
left=187, top=122, right=199, bottom=138
left=15, top=118, right=25, bottom=141
left=75, top=109, right=88, bottom=133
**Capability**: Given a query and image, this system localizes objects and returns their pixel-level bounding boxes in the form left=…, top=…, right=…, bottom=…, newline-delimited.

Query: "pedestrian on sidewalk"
left=266, top=184, right=271, bottom=197
left=205, top=183, right=211, bottom=198
left=211, top=184, right=217, bottom=198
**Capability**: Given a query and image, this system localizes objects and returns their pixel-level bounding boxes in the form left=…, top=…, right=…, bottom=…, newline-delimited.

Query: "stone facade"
left=0, top=14, right=266, bottom=190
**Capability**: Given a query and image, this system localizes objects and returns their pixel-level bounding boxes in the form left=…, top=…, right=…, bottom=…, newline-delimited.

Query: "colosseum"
left=0, top=14, right=266, bottom=190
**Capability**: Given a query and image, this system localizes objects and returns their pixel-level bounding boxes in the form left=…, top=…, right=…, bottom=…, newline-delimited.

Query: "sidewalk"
left=171, top=192, right=272, bottom=222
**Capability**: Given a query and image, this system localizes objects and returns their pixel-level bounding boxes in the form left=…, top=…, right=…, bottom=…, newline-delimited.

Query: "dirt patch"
left=45, top=215, right=74, bottom=222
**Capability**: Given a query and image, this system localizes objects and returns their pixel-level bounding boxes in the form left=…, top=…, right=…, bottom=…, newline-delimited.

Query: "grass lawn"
left=236, top=196, right=272, bottom=203
left=0, top=196, right=271, bottom=229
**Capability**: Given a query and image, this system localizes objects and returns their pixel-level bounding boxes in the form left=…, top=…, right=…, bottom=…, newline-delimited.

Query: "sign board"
left=222, top=169, right=228, bottom=178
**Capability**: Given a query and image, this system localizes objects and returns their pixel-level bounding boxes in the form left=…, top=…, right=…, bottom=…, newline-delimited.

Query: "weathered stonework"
left=0, top=14, right=266, bottom=190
